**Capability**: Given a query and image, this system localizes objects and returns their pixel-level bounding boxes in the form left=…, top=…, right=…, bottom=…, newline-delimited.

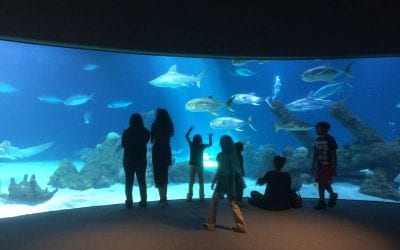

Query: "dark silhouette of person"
left=185, top=126, right=212, bottom=202
left=234, top=142, right=246, bottom=207
left=150, top=108, right=174, bottom=207
left=121, top=113, right=150, bottom=209
left=202, top=135, right=247, bottom=233
left=312, top=121, right=338, bottom=210
left=248, top=155, right=292, bottom=211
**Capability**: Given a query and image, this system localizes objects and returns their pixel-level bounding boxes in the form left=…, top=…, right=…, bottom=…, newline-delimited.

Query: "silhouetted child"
left=312, top=121, right=339, bottom=210
left=202, top=135, right=246, bottom=233
left=249, top=155, right=292, bottom=210
left=234, top=142, right=246, bottom=207
left=185, top=126, right=212, bottom=202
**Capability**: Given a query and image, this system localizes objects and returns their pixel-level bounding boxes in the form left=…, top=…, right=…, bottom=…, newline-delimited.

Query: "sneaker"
left=139, top=201, right=147, bottom=209
left=186, top=194, right=192, bottom=202
left=125, top=200, right=133, bottom=209
left=199, top=197, right=205, bottom=203
left=158, top=199, right=168, bottom=207
left=328, top=193, right=338, bottom=207
left=231, top=226, right=247, bottom=233
left=202, top=223, right=216, bottom=231
left=314, top=200, right=326, bottom=210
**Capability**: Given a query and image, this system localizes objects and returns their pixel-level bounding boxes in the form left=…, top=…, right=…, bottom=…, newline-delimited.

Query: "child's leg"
left=228, top=195, right=246, bottom=232
left=198, top=166, right=204, bottom=200
left=326, top=185, right=334, bottom=195
left=318, top=183, right=326, bottom=201
left=207, top=191, right=220, bottom=225
left=187, top=164, right=196, bottom=200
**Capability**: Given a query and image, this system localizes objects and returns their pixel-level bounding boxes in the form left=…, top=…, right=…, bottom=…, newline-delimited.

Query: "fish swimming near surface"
left=231, top=59, right=266, bottom=67
left=312, top=82, right=352, bottom=100
left=301, top=62, right=353, bottom=83
left=149, top=65, right=206, bottom=88
left=107, top=101, right=132, bottom=109
left=0, top=82, right=18, bottom=93
left=0, top=140, right=53, bottom=160
left=63, top=93, right=95, bottom=106
left=233, top=68, right=257, bottom=77
left=232, top=93, right=263, bottom=105
left=210, top=116, right=256, bottom=131
left=83, top=64, right=99, bottom=71
left=275, top=121, right=313, bottom=132
left=285, top=91, right=332, bottom=112
left=37, top=95, right=64, bottom=104
left=83, top=111, right=92, bottom=124
left=185, top=96, right=235, bottom=116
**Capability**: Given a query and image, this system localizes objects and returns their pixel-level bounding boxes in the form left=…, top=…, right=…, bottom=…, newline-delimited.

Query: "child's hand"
left=256, top=178, right=262, bottom=185
left=211, top=182, right=216, bottom=190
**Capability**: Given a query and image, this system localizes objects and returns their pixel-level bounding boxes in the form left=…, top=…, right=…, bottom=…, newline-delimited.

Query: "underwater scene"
left=0, top=40, right=400, bottom=218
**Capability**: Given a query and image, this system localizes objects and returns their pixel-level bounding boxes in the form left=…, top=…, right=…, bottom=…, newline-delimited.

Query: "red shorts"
left=315, top=165, right=333, bottom=186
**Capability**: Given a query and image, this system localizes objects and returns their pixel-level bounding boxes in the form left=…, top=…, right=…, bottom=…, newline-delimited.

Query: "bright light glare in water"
left=203, top=152, right=217, bottom=168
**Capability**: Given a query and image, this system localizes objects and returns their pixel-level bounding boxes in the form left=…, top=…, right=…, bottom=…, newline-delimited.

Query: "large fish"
left=312, top=82, right=351, bottom=99
left=285, top=92, right=332, bottom=112
left=0, top=82, right=18, bottom=93
left=232, top=93, right=263, bottom=105
left=0, top=141, right=53, bottom=160
left=64, top=93, right=95, bottom=106
left=233, top=68, right=256, bottom=77
left=107, top=101, right=132, bottom=109
left=185, top=96, right=235, bottom=116
left=37, top=95, right=64, bottom=104
left=210, top=116, right=256, bottom=131
left=275, top=121, right=313, bottom=132
left=301, top=62, right=353, bottom=83
left=83, top=64, right=99, bottom=71
left=149, top=65, right=206, bottom=88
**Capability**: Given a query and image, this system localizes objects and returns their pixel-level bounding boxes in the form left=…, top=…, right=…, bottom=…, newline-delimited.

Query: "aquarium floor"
left=0, top=198, right=399, bottom=250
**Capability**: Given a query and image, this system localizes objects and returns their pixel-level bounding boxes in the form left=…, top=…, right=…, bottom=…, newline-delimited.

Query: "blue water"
left=1, top=40, right=400, bottom=160
left=1, top=39, right=400, bottom=218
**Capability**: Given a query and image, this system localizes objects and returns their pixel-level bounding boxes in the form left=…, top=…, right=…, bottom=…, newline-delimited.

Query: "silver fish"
left=285, top=92, right=332, bottom=112
left=312, top=82, right=351, bottom=99
left=83, top=64, right=99, bottom=71
left=37, top=95, right=64, bottom=104
left=301, top=62, right=353, bottom=83
left=149, top=65, right=206, bottom=88
left=232, top=93, right=263, bottom=105
left=64, top=93, right=95, bottom=106
left=185, top=96, right=234, bottom=116
left=209, top=116, right=256, bottom=131
left=233, top=68, right=256, bottom=77
left=275, top=121, right=313, bottom=132
left=0, top=82, right=18, bottom=93
left=107, top=101, right=132, bottom=109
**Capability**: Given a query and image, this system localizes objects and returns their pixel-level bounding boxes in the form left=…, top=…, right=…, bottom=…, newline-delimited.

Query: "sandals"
left=202, top=223, right=216, bottom=231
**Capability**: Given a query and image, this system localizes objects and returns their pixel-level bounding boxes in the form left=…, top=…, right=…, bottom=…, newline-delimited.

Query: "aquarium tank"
left=0, top=39, right=399, bottom=219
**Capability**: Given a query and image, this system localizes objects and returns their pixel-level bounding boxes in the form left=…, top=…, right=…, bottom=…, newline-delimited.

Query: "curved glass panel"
left=0, top=40, right=399, bottom=218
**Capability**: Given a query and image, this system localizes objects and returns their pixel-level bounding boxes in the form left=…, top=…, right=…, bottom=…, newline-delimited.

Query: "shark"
left=0, top=141, right=53, bottom=160
left=285, top=92, right=332, bottom=112
left=149, top=65, right=206, bottom=88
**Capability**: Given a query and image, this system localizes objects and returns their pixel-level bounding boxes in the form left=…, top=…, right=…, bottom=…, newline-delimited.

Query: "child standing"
left=312, top=121, right=339, bottom=210
left=202, top=135, right=246, bottom=233
left=185, top=126, right=212, bottom=202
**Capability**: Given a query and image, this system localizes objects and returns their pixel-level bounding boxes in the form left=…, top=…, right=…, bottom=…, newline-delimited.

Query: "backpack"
left=290, top=189, right=303, bottom=208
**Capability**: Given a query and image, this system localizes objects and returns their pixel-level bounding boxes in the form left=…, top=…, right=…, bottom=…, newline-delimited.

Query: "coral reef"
left=1, top=174, right=58, bottom=205
left=359, top=168, right=400, bottom=201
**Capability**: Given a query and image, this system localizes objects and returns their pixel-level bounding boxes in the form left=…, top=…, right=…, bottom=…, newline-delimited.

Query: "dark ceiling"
left=0, top=1, right=399, bottom=59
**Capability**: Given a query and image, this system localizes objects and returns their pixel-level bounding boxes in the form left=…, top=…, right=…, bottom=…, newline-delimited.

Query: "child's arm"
left=185, top=126, right=193, bottom=143
left=311, top=151, right=317, bottom=175
left=206, top=133, right=213, bottom=147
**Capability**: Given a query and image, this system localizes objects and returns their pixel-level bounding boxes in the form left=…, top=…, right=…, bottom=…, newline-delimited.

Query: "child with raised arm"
left=312, top=121, right=339, bottom=210
left=186, top=126, right=212, bottom=202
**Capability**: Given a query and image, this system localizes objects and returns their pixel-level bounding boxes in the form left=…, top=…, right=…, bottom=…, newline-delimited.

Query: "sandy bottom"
left=0, top=160, right=398, bottom=219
